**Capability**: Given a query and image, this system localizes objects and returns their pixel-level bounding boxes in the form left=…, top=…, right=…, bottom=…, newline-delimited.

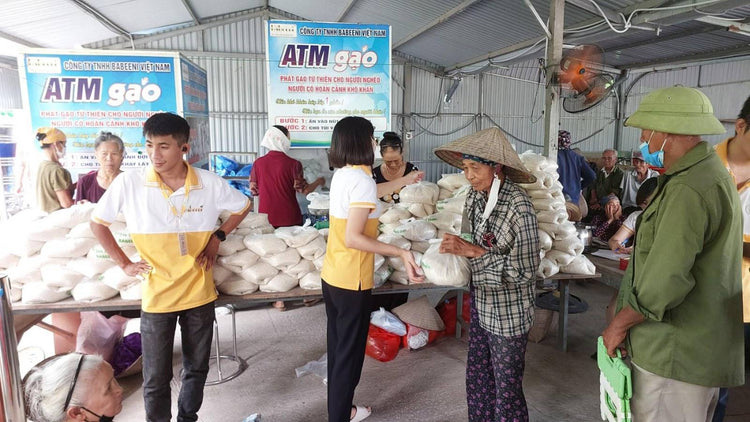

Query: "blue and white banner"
left=266, top=20, right=391, bottom=148
left=19, top=51, right=186, bottom=176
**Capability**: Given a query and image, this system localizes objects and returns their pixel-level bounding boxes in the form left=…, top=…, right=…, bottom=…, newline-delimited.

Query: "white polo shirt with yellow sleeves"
left=92, top=163, right=251, bottom=313
left=321, top=165, right=382, bottom=291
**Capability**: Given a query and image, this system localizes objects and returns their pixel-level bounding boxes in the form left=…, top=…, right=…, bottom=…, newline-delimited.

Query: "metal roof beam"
left=696, top=16, right=750, bottom=35
left=566, top=0, right=623, bottom=24
left=180, top=0, right=201, bottom=25
left=630, top=0, right=750, bottom=26
left=393, top=0, right=483, bottom=49
left=625, top=44, right=750, bottom=69
left=607, top=25, right=723, bottom=57
left=0, top=30, right=42, bottom=48
left=67, top=0, right=131, bottom=38
left=336, top=0, right=359, bottom=22
left=88, top=7, right=269, bottom=49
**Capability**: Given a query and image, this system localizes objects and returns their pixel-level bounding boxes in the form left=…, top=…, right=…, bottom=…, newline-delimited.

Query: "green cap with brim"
left=624, top=86, right=725, bottom=136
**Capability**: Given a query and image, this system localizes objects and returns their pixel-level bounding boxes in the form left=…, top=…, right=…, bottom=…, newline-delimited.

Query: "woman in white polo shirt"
left=321, top=116, right=424, bottom=422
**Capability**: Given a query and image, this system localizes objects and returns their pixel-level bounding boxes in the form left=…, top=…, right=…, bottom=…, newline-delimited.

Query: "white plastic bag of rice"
left=261, top=247, right=301, bottom=271
left=43, top=203, right=96, bottom=228
left=212, top=265, right=234, bottom=287
left=217, top=275, right=258, bottom=295
left=393, top=219, right=437, bottom=242
left=285, top=260, right=316, bottom=280
left=218, top=249, right=259, bottom=269
left=420, top=241, right=471, bottom=287
left=399, top=182, right=439, bottom=205
left=9, top=282, right=22, bottom=302
left=388, top=270, right=409, bottom=285
left=119, top=282, right=142, bottom=300
left=437, top=173, right=469, bottom=191
left=313, top=255, right=325, bottom=270
left=7, top=238, right=44, bottom=258
left=72, top=279, right=120, bottom=303
left=259, top=273, right=298, bottom=293
left=243, top=234, right=287, bottom=257
left=88, top=245, right=137, bottom=261
left=410, top=241, right=431, bottom=254
left=373, top=264, right=393, bottom=288
left=376, top=234, right=411, bottom=250
left=299, top=271, right=322, bottom=290
left=27, top=222, right=69, bottom=242
left=387, top=252, right=423, bottom=273
left=217, top=234, right=246, bottom=256
left=67, top=257, right=116, bottom=279
left=67, top=222, right=96, bottom=239
left=100, top=266, right=140, bottom=290
left=239, top=262, right=278, bottom=285
left=0, top=251, right=19, bottom=269
left=425, top=211, right=462, bottom=234
left=275, top=226, right=320, bottom=248
left=378, top=206, right=411, bottom=224
left=42, top=238, right=98, bottom=259
left=297, top=236, right=326, bottom=260
left=22, top=282, right=70, bottom=304
left=41, top=264, right=85, bottom=290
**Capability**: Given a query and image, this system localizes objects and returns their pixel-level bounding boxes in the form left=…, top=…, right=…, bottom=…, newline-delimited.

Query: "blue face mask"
left=639, top=132, right=667, bottom=168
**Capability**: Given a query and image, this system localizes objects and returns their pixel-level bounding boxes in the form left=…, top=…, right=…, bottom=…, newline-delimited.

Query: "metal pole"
left=543, top=0, right=565, bottom=161
left=0, top=275, right=25, bottom=422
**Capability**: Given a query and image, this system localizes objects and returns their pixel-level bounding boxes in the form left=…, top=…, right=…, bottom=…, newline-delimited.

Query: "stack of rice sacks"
left=213, top=212, right=326, bottom=295
left=376, top=178, right=471, bottom=288
left=0, top=203, right=126, bottom=304
left=517, top=151, right=596, bottom=277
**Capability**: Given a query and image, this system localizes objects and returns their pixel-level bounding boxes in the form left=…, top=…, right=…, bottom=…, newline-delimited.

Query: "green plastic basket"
left=597, top=336, right=632, bottom=422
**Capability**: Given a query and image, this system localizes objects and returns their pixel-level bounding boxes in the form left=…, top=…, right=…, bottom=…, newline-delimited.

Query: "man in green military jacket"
left=602, top=86, right=745, bottom=422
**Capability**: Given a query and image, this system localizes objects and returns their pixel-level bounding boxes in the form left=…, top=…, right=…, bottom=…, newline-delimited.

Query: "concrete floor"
left=18, top=281, right=750, bottom=421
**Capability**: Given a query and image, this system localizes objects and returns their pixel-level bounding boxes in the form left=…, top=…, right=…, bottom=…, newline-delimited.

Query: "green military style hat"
left=624, top=86, right=725, bottom=136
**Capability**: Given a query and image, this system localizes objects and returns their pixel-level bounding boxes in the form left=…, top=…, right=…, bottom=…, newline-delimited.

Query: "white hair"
left=24, top=354, right=105, bottom=422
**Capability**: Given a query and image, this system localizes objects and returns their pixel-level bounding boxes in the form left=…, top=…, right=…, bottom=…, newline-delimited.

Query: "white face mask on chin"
left=56, top=145, right=66, bottom=159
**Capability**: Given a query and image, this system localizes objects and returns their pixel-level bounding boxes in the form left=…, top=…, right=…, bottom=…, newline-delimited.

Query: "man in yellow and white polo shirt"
left=91, top=113, right=251, bottom=422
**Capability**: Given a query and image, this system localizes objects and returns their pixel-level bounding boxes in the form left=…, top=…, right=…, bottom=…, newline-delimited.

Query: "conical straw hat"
left=434, top=127, right=536, bottom=184
left=391, top=295, right=445, bottom=331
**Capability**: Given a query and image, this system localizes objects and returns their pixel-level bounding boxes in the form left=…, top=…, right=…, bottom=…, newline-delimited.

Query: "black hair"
left=636, top=177, right=658, bottom=207
left=739, top=95, right=750, bottom=134
left=328, top=116, right=374, bottom=169
left=379, top=131, right=403, bottom=154
left=143, top=113, right=190, bottom=145
left=273, top=125, right=290, bottom=138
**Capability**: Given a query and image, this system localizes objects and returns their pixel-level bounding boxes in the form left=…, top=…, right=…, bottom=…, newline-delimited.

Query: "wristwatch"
left=213, top=229, right=227, bottom=242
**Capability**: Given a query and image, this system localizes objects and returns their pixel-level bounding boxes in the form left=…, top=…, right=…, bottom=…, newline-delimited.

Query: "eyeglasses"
left=64, top=354, right=85, bottom=410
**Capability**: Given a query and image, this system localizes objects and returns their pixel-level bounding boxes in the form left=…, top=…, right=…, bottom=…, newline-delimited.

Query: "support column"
left=543, top=0, right=565, bottom=161
left=402, top=63, right=414, bottom=161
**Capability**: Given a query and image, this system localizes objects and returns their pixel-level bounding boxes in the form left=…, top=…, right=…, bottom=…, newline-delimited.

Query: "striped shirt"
left=465, top=179, right=540, bottom=337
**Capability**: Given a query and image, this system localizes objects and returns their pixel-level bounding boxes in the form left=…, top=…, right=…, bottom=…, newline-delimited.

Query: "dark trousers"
left=141, top=301, right=215, bottom=422
left=322, top=280, right=372, bottom=422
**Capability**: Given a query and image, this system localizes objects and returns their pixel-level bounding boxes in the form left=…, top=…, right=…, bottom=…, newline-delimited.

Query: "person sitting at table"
left=372, top=131, right=424, bottom=203
left=619, top=150, right=659, bottom=215
left=24, top=353, right=123, bottom=422
left=76, top=131, right=125, bottom=203
left=607, top=177, right=658, bottom=254
left=589, top=194, right=626, bottom=242
left=435, top=127, right=540, bottom=422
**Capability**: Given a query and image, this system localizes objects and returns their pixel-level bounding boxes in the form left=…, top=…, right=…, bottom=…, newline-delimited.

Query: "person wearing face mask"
left=372, top=131, right=424, bottom=203
left=435, top=128, right=540, bottom=422
left=75, top=131, right=125, bottom=203
left=619, top=150, right=658, bottom=215
left=35, top=127, right=74, bottom=213
left=23, top=353, right=123, bottom=422
left=602, top=86, right=744, bottom=422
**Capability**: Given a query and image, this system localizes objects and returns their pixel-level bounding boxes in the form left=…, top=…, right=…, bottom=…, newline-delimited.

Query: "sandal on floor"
left=303, top=298, right=321, bottom=307
left=272, top=301, right=286, bottom=312
left=350, top=405, right=371, bottom=422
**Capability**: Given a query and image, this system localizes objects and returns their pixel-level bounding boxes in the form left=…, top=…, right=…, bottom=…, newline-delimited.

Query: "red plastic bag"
left=437, top=294, right=470, bottom=336
left=401, top=323, right=441, bottom=350
left=365, top=324, right=401, bottom=362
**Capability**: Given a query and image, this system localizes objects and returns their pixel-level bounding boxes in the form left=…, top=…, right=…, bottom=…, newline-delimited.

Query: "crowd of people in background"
left=17, top=88, right=750, bottom=422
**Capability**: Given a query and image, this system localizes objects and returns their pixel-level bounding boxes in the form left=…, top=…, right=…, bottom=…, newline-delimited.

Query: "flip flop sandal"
left=350, top=405, right=371, bottom=422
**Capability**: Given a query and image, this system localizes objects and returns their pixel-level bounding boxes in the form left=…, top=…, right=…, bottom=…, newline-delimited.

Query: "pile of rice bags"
left=375, top=175, right=472, bottom=288
left=518, top=151, right=596, bottom=277
left=214, top=212, right=325, bottom=294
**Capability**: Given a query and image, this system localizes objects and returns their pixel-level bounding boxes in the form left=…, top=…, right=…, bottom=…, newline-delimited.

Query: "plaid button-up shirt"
left=464, top=179, right=540, bottom=337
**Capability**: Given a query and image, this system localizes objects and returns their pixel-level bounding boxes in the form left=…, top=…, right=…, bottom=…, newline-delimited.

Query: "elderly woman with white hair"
left=434, top=128, right=540, bottom=422
left=23, top=353, right=123, bottom=422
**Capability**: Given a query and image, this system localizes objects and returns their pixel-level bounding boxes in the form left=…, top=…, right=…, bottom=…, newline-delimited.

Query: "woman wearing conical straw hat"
left=435, top=127, right=540, bottom=422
